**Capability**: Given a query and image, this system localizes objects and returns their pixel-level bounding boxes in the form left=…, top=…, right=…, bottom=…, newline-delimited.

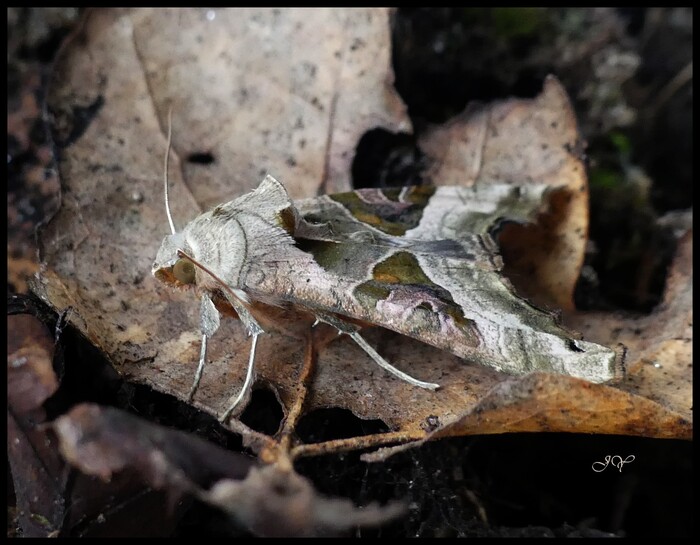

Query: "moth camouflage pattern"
left=153, top=171, right=619, bottom=422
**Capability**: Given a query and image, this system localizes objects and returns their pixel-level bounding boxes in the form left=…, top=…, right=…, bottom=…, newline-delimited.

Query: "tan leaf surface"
left=420, top=76, right=589, bottom=311
left=567, top=230, right=692, bottom=425
left=33, top=7, right=691, bottom=468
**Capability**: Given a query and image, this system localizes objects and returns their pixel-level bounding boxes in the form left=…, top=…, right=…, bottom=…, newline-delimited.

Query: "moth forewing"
left=282, top=183, right=620, bottom=384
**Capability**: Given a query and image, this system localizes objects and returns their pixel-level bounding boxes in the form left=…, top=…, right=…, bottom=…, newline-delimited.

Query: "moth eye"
left=173, top=258, right=196, bottom=284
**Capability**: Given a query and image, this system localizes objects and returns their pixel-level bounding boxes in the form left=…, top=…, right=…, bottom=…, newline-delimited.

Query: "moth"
left=152, top=145, right=618, bottom=423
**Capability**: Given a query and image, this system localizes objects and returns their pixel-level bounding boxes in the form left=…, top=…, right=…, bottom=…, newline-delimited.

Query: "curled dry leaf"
left=53, top=404, right=254, bottom=484
left=32, top=4, right=690, bottom=486
left=7, top=313, right=65, bottom=537
left=420, top=76, right=589, bottom=311
left=7, top=313, right=59, bottom=414
left=8, top=304, right=195, bottom=537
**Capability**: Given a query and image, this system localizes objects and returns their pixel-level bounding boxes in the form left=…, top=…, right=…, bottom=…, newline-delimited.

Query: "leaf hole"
left=238, top=387, right=284, bottom=436
left=187, top=151, right=216, bottom=165
left=295, top=408, right=389, bottom=444
left=352, top=128, right=426, bottom=189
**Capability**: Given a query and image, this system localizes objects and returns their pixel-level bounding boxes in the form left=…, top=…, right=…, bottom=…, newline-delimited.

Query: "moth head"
left=153, top=113, right=201, bottom=290
left=152, top=231, right=198, bottom=288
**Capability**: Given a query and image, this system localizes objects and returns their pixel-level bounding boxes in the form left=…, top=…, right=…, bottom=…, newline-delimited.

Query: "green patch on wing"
left=295, top=239, right=347, bottom=271
left=371, top=250, right=436, bottom=286
left=329, top=186, right=435, bottom=236
left=276, top=205, right=297, bottom=234
left=355, top=251, right=474, bottom=331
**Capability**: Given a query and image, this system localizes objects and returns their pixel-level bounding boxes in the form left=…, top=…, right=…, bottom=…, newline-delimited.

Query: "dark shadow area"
left=351, top=128, right=426, bottom=189
left=296, top=408, right=390, bottom=444
left=295, top=433, right=692, bottom=537
left=238, top=387, right=285, bottom=437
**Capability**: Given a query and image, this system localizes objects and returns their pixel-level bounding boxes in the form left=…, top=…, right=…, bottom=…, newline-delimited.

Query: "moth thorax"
left=185, top=215, right=247, bottom=289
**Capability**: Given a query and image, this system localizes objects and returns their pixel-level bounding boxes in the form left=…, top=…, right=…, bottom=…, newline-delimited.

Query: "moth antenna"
left=164, top=106, right=177, bottom=235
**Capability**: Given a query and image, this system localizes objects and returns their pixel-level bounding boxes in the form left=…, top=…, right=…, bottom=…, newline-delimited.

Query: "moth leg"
left=189, top=295, right=221, bottom=401
left=188, top=333, right=208, bottom=401
left=314, top=312, right=440, bottom=390
left=220, top=331, right=260, bottom=423
left=347, top=331, right=440, bottom=390
left=219, top=291, right=266, bottom=422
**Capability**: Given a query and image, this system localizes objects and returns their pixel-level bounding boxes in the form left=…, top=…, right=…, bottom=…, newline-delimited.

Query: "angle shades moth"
left=152, top=146, right=619, bottom=422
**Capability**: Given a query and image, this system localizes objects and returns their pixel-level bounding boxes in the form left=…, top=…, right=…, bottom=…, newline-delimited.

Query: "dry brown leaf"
left=420, top=76, right=589, bottom=311
left=8, top=303, right=194, bottom=537
left=567, top=230, right=692, bottom=425
left=33, top=6, right=690, bottom=473
left=48, top=8, right=408, bottom=204
left=7, top=314, right=65, bottom=537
